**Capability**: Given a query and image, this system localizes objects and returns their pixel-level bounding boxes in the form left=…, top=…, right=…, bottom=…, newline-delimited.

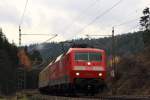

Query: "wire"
left=19, top=0, right=29, bottom=26
left=44, top=34, right=58, bottom=43
left=128, top=24, right=140, bottom=32
left=63, top=0, right=100, bottom=35
left=115, top=17, right=140, bottom=27
left=72, top=0, right=123, bottom=39
left=21, top=34, right=50, bottom=35
left=116, top=24, right=140, bottom=36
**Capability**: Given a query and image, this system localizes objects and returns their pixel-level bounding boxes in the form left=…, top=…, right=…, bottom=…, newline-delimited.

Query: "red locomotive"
left=39, top=47, right=106, bottom=95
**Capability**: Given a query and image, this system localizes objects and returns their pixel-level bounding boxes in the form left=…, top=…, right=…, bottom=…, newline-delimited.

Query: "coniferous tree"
left=140, top=7, right=150, bottom=47
left=140, top=7, right=150, bottom=31
left=0, top=28, right=19, bottom=95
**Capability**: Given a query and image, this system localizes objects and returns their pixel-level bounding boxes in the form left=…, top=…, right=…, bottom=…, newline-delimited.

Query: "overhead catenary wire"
left=109, top=3, right=150, bottom=28
left=28, top=34, right=58, bottom=53
left=116, top=25, right=140, bottom=36
left=71, top=0, right=150, bottom=40
left=83, top=8, right=141, bottom=35
left=127, top=24, right=140, bottom=32
left=63, top=0, right=100, bottom=34
left=72, top=0, right=123, bottom=39
left=114, top=17, right=140, bottom=27
left=84, top=6, right=144, bottom=38
left=80, top=3, right=148, bottom=39
left=21, top=34, right=50, bottom=35
left=72, top=1, right=150, bottom=40
left=110, top=5, right=150, bottom=35
left=19, top=0, right=29, bottom=26
left=19, top=0, right=29, bottom=46
left=21, top=33, right=58, bottom=45
left=18, top=0, right=58, bottom=45
left=106, top=8, right=142, bottom=28
left=43, top=34, right=58, bottom=43
left=113, top=5, right=150, bottom=27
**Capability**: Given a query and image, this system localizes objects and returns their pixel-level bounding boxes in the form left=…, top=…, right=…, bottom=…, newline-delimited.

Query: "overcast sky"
left=0, top=0, right=150, bottom=45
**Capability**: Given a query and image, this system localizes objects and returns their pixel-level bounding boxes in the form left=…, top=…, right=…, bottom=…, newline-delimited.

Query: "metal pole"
left=112, top=27, right=115, bottom=77
left=112, top=27, right=117, bottom=95
left=19, top=26, right=21, bottom=46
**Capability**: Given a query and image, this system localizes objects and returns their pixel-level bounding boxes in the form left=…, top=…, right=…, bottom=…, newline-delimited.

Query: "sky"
left=0, top=0, right=150, bottom=45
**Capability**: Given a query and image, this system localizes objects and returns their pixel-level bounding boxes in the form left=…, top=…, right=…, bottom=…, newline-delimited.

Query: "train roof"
left=66, top=48, right=104, bottom=54
left=39, top=61, right=53, bottom=74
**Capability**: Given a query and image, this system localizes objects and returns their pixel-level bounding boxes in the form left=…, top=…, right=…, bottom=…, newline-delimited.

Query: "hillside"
left=103, top=47, right=150, bottom=95
left=28, top=31, right=144, bottom=61
left=103, top=30, right=150, bottom=95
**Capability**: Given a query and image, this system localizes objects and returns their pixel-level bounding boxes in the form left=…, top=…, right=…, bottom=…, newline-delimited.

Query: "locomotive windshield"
left=75, top=52, right=102, bottom=62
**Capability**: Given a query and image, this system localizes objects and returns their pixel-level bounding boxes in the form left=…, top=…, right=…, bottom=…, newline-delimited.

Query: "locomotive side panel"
left=48, top=53, right=72, bottom=86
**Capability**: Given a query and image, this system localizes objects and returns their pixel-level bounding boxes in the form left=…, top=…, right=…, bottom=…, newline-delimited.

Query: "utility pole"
left=112, top=27, right=115, bottom=78
left=17, top=25, right=57, bottom=92
left=17, top=32, right=57, bottom=91
left=18, top=26, right=26, bottom=92
left=19, top=26, right=21, bottom=46
left=111, top=26, right=117, bottom=95
left=85, top=30, right=117, bottom=95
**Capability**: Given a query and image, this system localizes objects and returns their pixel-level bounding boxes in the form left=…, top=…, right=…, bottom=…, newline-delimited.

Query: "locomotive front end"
left=70, top=48, right=106, bottom=93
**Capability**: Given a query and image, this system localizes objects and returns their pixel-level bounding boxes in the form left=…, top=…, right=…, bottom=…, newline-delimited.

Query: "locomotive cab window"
left=75, top=52, right=102, bottom=62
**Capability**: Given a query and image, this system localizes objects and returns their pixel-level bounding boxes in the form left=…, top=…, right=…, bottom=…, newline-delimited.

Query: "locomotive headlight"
left=98, top=73, right=102, bottom=76
left=76, top=72, right=80, bottom=76
left=87, top=62, right=91, bottom=65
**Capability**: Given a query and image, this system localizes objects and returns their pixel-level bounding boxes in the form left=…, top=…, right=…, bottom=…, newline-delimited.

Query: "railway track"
left=28, top=94, right=150, bottom=100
